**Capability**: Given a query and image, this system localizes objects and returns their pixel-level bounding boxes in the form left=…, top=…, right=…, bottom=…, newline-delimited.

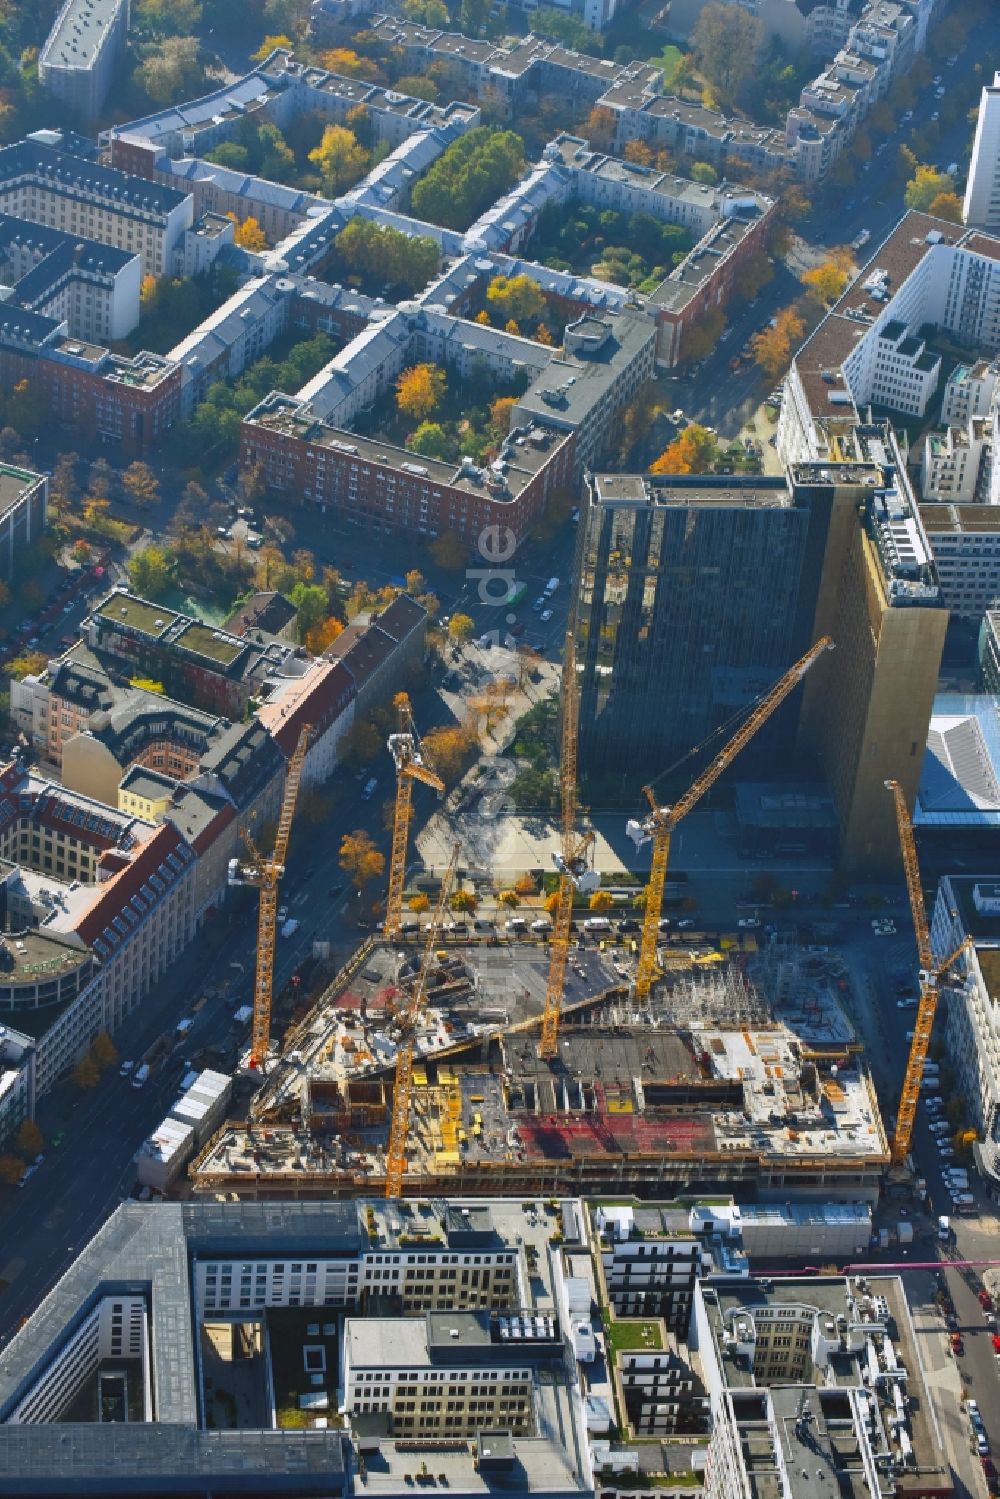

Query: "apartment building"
left=39, top=0, right=129, bottom=120
left=0, top=141, right=193, bottom=280
left=84, top=589, right=299, bottom=718
left=942, top=359, right=999, bottom=425
left=0, top=465, right=48, bottom=582
left=779, top=213, right=1000, bottom=467
left=0, top=1027, right=36, bottom=1149
left=919, top=420, right=990, bottom=503
left=0, top=214, right=141, bottom=344
left=965, top=70, right=1000, bottom=232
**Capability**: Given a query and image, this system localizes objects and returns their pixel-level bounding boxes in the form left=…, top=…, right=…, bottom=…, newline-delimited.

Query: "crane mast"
left=384, top=693, right=445, bottom=942
left=540, top=633, right=596, bottom=1060
left=385, top=842, right=460, bottom=1198
left=885, top=778, right=971, bottom=1166
left=230, top=725, right=311, bottom=1070
left=631, top=636, right=834, bottom=1001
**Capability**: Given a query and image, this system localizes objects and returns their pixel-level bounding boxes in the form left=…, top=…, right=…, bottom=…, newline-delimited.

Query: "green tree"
left=205, top=141, right=250, bottom=171
left=128, top=544, right=173, bottom=599
left=290, top=581, right=328, bottom=644
left=408, top=421, right=452, bottom=460
left=531, top=6, right=597, bottom=51
left=133, top=0, right=203, bottom=35
left=333, top=218, right=439, bottom=293
left=410, top=127, right=525, bottom=232
left=135, top=35, right=205, bottom=106
left=690, top=161, right=718, bottom=185
left=451, top=889, right=478, bottom=914
left=430, top=531, right=468, bottom=570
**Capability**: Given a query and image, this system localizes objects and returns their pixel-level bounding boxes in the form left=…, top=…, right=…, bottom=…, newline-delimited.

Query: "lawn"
left=648, top=43, right=682, bottom=88
left=604, top=1316, right=664, bottom=1357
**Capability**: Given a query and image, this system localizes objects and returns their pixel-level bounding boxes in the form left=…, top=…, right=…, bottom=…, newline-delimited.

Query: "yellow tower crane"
left=539, top=633, right=597, bottom=1060
left=228, top=724, right=311, bottom=1070
left=385, top=842, right=460, bottom=1198
left=385, top=693, right=445, bottom=943
left=884, top=778, right=972, bottom=1167
left=629, top=636, right=834, bottom=1002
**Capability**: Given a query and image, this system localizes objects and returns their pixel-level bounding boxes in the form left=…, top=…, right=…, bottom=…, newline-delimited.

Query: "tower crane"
left=628, top=637, right=834, bottom=1002
left=539, top=632, right=597, bottom=1060
left=884, top=778, right=972, bottom=1167
left=228, top=724, right=311, bottom=1069
left=385, top=693, right=445, bottom=942
left=385, top=841, right=460, bottom=1198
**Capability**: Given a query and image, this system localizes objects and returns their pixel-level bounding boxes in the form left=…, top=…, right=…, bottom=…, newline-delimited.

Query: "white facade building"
left=965, top=70, right=1000, bottom=232
left=920, top=504, right=1000, bottom=619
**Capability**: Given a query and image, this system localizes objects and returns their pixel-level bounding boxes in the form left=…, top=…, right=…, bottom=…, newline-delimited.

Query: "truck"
left=281, top=918, right=300, bottom=939
left=544, top=576, right=559, bottom=595
left=938, top=1214, right=951, bottom=1242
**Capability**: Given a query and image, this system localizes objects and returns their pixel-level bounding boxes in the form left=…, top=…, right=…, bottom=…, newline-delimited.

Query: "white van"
left=583, top=917, right=611, bottom=933
left=132, top=1063, right=151, bottom=1089
left=362, top=777, right=378, bottom=800
left=530, top=918, right=552, bottom=933
left=544, top=577, right=559, bottom=596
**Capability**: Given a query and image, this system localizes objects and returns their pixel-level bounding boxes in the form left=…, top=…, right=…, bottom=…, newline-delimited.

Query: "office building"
left=38, top=0, right=129, bottom=120
left=0, top=1198, right=589, bottom=1499
left=920, top=503, right=1000, bottom=619
left=964, top=70, right=1000, bottom=232
left=696, top=1272, right=946, bottom=1499
left=930, top=875, right=999, bottom=1142
left=574, top=472, right=831, bottom=779
left=793, top=430, right=947, bottom=874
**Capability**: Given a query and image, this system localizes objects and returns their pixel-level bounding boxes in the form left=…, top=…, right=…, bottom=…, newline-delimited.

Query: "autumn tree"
left=408, top=891, right=431, bottom=913
left=451, top=889, right=478, bottom=914
left=801, top=251, right=853, bottom=306
left=308, top=124, right=369, bottom=193
left=423, top=722, right=475, bottom=783
left=588, top=889, right=614, bottom=913
left=317, top=46, right=378, bottom=77
left=447, top=613, right=475, bottom=645
left=397, top=363, right=447, bottom=420
left=624, top=140, right=654, bottom=167
left=691, top=1, right=763, bottom=107
left=50, top=452, right=79, bottom=515
left=514, top=872, right=538, bottom=896
left=14, top=1119, right=43, bottom=1157
left=91, top=1031, right=118, bottom=1069
left=751, top=307, right=805, bottom=380
left=305, top=615, right=344, bottom=653
left=341, top=718, right=381, bottom=765
left=122, top=460, right=160, bottom=507
left=136, top=35, right=205, bottom=106
left=680, top=305, right=725, bottom=363
left=339, top=829, right=385, bottom=890
left=649, top=423, right=718, bottom=476
left=250, top=33, right=294, bottom=61
left=88, top=456, right=117, bottom=499
left=928, top=191, right=963, bottom=223
left=228, top=214, right=268, bottom=251
left=486, top=273, right=546, bottom=327
left=904, top=163, right=955, bottom=212
left=583, top=106, right=617, bottom=150
left=543, top=890, right=561, bottom=915
left=73, top=1055, right=100, bottom=1090
left=8, top=653, right=48, bottom=681
left=0, top=1154, right=23, bottom=1185
left=497, top=889, right=520, bottom=908
left=430, top=531, right=467, bottom=570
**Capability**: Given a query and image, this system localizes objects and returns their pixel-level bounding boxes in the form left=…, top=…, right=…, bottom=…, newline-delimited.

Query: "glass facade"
left=575, top=478, right=817, bottom=780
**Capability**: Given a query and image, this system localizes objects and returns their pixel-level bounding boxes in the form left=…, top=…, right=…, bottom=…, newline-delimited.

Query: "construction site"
left=190, top=933, right=889, bottom=1201
left=188, top=642, right=946, bottom=1207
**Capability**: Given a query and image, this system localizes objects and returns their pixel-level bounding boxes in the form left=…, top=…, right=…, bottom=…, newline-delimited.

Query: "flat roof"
left=0, top=464, right=43, bottom=518
left=40, top=0, right=124, bottom=71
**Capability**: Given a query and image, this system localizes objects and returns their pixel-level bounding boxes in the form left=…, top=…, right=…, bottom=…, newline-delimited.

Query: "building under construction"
left=191, top=936, right=889, bottom=1202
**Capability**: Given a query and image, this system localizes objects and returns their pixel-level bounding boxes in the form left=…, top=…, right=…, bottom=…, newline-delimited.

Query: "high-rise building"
left=574, top=425, right=947, bottom=875
left=793, top=429, right=947, bottom=874
left=964, top=70, right=1000, bottom=232
left=574, top=473, right=832, bottom=776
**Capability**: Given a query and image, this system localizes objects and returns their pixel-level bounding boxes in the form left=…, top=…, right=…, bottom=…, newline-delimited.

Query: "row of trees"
left=410, top=127, right=525, bottom=232
left=332, top=219, right=440, bottom=295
